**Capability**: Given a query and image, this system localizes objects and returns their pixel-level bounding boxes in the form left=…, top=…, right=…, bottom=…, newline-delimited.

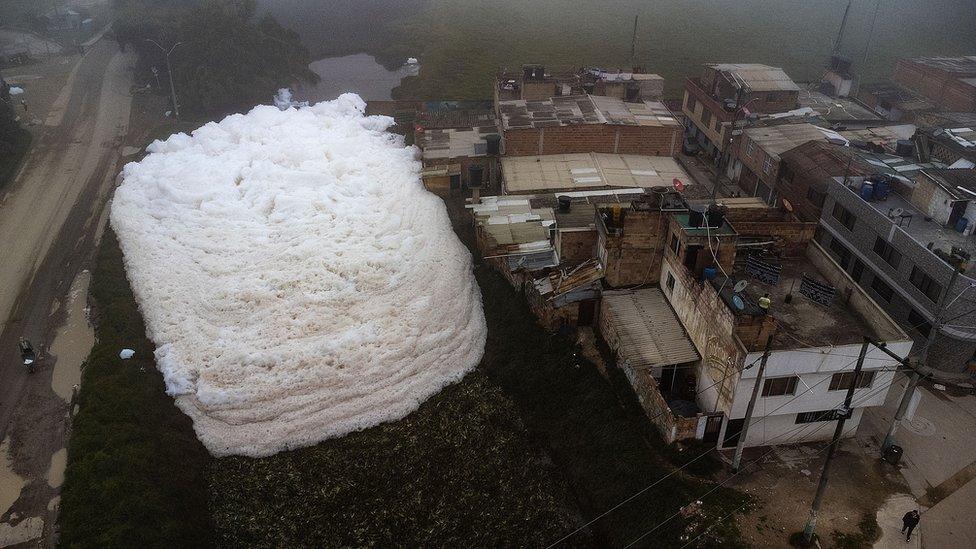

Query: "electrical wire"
left=629, top=375, right=907, bottom=549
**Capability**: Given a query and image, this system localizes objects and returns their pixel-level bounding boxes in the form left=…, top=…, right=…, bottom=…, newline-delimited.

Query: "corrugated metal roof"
left=603, top=289, right=700, bottom=370
left=743, top=123, right=835, bottom=159
left=502, top=152, right=691, bottom=193
left=707, top=63, right=800, bottom=92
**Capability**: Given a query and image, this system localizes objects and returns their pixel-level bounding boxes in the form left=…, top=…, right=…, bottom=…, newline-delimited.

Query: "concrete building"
left=817, top=174, right=976, bottom=375
left=858, top=82, right=936, bottom=123
left=892, top=56, right=976, bottom=113
left=914, top=122, right=976, bottom=167
left=797, top=89, right=885, bottom=130
left=415, top=107, right=498, bottom=194
left=658, top=229, right=910, bottom=448
left=496, top=94, right=681, bottom=157
left=681, top=63, right=800, bottom=164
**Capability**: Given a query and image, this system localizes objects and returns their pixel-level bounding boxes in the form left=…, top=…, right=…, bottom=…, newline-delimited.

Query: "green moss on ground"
left=58, top=229, right=215, bottom=547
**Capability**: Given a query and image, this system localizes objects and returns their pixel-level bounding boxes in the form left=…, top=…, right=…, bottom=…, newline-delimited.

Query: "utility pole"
left=883, top=264, right=962, bottom=450
left=731, top=327, right=776, bottom=472
left=146, top=39, right=183, bottom=120
left=630, top=15, right=638, bottom=67
left=802, top=339, right=870, bottom=544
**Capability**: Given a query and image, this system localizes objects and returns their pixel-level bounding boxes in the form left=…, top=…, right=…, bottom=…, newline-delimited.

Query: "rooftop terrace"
left=718, top=254, right=879, bottom=350
left=798, top=90, right=881, bottom=125
left=497, top=94, right=679, bottom=130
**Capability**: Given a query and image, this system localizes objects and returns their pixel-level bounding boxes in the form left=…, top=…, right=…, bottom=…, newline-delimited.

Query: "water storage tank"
left=873, top=176, right=891, bottom=200
left=956, top=217, right=969, bottom=233
left=557, top=195, right=572, bottom=213
left=703, top=266, right=718, bottom=281
left=689, top=206, right=705, bottom=228
left=895, top=140, right=915, bottom=157
left=468, top=164, right=484, bottom=188
left=485, top=134, right=501, bottom=156
left=860, top=182, right=874, bottom=201
left=706, top=204, right=727, bottom=228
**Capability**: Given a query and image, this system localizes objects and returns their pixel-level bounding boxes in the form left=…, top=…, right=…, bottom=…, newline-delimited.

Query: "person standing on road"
left=901, top=509, right=920, bottom=542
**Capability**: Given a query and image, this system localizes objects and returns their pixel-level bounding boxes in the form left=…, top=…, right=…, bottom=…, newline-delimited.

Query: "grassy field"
left=59, top=229, right=215, bottom=547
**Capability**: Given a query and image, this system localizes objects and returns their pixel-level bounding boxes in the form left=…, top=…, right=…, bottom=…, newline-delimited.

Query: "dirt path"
left=0, top=38, right=134, bottom=547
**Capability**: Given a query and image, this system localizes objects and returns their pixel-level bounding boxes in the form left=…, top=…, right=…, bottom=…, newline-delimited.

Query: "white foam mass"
left=110, top=94, right=486, bottom=457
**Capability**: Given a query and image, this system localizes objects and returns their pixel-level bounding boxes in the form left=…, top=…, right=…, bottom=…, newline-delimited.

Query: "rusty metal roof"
left=602, top=288, right=700, bottom=370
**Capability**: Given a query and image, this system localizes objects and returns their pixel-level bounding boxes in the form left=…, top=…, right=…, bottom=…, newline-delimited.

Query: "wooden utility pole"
left=731, top=328, right=776, bottom=472
left=883, top=264, right=963, bottom=449
left=802, top=339, right=870, bottom=543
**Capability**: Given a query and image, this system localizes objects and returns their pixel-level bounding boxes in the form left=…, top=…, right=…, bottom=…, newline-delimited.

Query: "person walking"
left=901, top=509, right=920, bottom=542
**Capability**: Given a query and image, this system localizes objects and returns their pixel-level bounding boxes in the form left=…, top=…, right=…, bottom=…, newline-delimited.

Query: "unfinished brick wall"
left=601, top=209, right=667, bottom=287
left=893, top=59, right=976, bottom=111
left=502, top=124, right=680, bottom=157
left=734, top=314, right=777, bottom=352
left=621, top=363, right=700, bottom=443
left=557, top=230, right=598, bottom=266
left=731, top=221, right=818, bottom=258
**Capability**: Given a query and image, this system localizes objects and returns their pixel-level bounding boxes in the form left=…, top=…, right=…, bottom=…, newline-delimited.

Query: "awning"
left=602, top=289, right=700, bottom=370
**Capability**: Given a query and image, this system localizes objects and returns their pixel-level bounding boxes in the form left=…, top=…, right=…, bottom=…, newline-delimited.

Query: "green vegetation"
left=113, top=0, right=318, bottom=119
left=59, top=229, right=215, bottom=547
left=210, top=372, right=582, bottom=546
left=830, top=513, right=881, bottom=549
left=0, top=84, right=31, bottom=189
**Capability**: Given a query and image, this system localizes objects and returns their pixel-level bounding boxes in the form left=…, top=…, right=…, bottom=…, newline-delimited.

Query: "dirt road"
left=0, top=38, right=133, bottom=546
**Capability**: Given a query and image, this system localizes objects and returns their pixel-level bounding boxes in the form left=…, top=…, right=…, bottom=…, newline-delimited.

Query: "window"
left=829, top=370, right=876, bottom=391
left=701, top=108, right=712, bottom=127
left=762, top=155, right=774, bottom=175
left=806, top=187, right=825, bottom=207
left=669, top=232, right=681, bottom=257
left=909, top=266, right=943, bottom=303
left=872, top=237, right=902, bottom=269
left=686, top=94, right=698, bottom=114
left=796, top=409, right=847, bottom=424
left=746, top=140, right=756, bottom=157
left=714, top=117, right=722, bottom=133
left=871, top=275, right=894, bottom=303
left=851, top=258, right=865, bottom=283
left=762, top=376, right=799, bottom=397
left=907, top=309, right=932, bottom=338
left=831, top=203, right=856, bottom=231
left=829, top=238, right=852, bottom=269
left=766, top=92, right=777, bottom=102
left=666, top=272, right=676, bottom=293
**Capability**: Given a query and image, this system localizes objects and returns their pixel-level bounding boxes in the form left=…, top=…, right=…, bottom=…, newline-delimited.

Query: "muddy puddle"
left=0, top=437, right=25, bottom=518
left=50, top=270, right=93, bottom=402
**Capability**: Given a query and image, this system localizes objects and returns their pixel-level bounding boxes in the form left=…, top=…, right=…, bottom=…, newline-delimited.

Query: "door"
left=702, top=414, right=724, bottom=444
left=577, top=300, right=596, bottom=326
left=722, top=418, right=745, bottom=448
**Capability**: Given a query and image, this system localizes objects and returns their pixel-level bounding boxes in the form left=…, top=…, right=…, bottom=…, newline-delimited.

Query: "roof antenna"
left=831, top=0, right=852, bottom=59
left=630, top=15, right=639, bottom=68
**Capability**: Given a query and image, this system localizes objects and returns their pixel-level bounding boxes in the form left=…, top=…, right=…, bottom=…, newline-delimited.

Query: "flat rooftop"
left=497, top=94, right=679, bottom=130
left=706, top=63, right=799, bottom=92
left=838, top=178, right=976, bottom=275
left=852, top=150, right=945, bottom=180
left=420, top=126, right=497, bottom=160
left=798, top=90, right=881, bottom=124
left=839, top=124, right=916, bottom=150
left=743, top=123, right=835, bottom=159
left=718, top=255, right=879, bottom=349
left=501, top=153, right=690, bottom=194
left=528, top=189, right=647, bottom=229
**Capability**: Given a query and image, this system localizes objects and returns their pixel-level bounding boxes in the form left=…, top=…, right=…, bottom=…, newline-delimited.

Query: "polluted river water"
left=49, top=270, right=94, bottom=403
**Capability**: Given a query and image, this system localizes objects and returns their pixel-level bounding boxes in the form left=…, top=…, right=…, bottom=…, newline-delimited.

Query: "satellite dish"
left=733, top=280, right=748, bottom=293
left=782, top=198, right=794, bottom=212
left=672, top=178, right=685, bottom=192
left=732, top=295, right=745, bottom=311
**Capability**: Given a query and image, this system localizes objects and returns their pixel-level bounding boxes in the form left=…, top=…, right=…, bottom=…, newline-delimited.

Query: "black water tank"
left=883, top=444, right=903, bottom=465
left=689, top=206, right=705, bottom=228
left=706, top=204, right=727, bottom=228
left=468, top=164, right=484, bottom=188
left=895, top=140, right=915, bottom=157
left=486, top=134, right=501, bottom=156
left=557, top=195, right=572, bottom=213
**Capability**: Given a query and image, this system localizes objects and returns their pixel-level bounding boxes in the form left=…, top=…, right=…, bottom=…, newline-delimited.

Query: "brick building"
left=496, top=95, right=681, bottom=157
left=776, top=141, right=872, bottom=222
left=892, top=56, right=976, bottom=113
left=682, top=63, right=800, bottom=164
left=731, top=123, right=835, bottom=204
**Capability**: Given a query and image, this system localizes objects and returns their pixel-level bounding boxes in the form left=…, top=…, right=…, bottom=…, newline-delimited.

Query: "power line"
left=633, top=375, right=906, bottom=549
left=546, top=350, right=900, bottom=547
